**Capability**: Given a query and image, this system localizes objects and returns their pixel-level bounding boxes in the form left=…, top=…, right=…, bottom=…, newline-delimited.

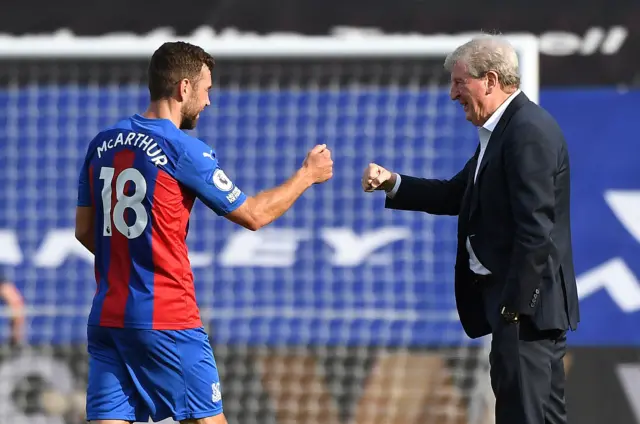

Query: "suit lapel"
left=469, top=92, right=529, bottom=217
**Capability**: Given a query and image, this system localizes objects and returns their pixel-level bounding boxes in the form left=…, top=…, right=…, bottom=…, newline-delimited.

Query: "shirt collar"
left=482, top=89, right=521, bottom=133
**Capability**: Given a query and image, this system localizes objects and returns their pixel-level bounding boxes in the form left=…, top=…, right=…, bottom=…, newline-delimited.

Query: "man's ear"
left=485, top=71, right=499, bottom=94
left=177, top=79, right=190, bottom=101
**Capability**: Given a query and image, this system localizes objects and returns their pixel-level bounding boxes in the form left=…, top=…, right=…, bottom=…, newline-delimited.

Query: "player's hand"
left=303, top=144, right=333, bottom=184
left=362, top=163, right=393, bottom=192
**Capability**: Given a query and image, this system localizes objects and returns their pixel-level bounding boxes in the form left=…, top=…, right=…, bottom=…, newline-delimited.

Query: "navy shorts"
left=86, top=325, right=223, bottom=422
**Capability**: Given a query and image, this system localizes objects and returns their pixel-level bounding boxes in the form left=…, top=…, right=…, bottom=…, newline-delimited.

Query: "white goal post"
left=0, top=33, right=539, bottom=102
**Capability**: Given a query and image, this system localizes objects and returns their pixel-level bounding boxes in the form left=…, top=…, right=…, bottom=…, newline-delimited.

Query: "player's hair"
left=147, top=41, right=216, bottom=101
left=444, top=35, right=520, bottom=89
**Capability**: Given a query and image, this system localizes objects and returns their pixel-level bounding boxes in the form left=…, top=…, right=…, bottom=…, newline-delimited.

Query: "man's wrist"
left=380, top=173, right=397, bottom=192
left=296, top=167, right=315, bottom=187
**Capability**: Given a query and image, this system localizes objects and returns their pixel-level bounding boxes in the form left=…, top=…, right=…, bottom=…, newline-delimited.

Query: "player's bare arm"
left=225, top=144, right=333, bottom=231
left=75, top=205, right=95, bottom=254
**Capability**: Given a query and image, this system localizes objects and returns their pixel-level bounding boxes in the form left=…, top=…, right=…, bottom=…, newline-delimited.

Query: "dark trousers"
left=480, top=278, right=568, bottom=424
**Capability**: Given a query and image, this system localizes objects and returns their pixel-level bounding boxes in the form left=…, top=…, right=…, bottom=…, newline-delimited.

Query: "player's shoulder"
left=85, top=114, right=184, bottom=157
left=123, top=114, right=214, bottom=159
left=82, top=114, right=219, bottom=166
left=85, top=115, right=137, bottom=149
left=178, top=133, right=219, bottom=163
left=84, top=117, right=129, bottom=146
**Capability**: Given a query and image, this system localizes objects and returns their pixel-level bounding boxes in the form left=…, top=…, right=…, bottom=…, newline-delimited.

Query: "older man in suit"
left=362, top=36, right=579, bottom=424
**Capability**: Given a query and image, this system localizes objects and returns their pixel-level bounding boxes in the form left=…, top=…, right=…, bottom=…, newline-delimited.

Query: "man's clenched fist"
left=303, top=144, right=334, bottom=184
left=362, top=163, right=395, bottom=192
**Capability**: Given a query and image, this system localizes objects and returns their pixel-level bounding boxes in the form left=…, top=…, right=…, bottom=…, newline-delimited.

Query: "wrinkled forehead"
left=450, top=61, right=471, bottom=80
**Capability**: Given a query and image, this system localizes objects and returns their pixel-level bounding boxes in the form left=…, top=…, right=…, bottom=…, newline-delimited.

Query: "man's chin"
left=464, top=111, right=474, bottom=122
left=180, top=117, right=198, bottom=130
left=465, top=112, right=482, bottom=126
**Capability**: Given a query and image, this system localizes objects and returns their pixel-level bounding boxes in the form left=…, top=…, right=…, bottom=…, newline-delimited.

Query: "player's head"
left=148, top=41, right=215, bottom=130
left=444, top=35, right=520, bottom=126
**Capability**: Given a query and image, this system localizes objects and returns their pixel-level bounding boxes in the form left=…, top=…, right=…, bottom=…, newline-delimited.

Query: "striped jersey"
left=77, top=114, right=247, bottom=329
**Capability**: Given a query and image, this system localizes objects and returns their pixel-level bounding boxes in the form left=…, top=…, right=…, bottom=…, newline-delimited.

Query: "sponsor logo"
left=2, top=191, right=638, bottom=313
left=212, top=169, right=234, bottom=192
left=212, top=382, right=222, bottom=403
left=0, top=226, right=411, bottom=268
left=330, top=26, right=629, bottom=56
left=226, top=186, right=242, bottom=203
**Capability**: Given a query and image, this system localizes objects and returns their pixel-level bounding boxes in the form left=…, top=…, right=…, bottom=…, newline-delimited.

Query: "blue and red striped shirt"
left=77, top=114, right=247, bottom=329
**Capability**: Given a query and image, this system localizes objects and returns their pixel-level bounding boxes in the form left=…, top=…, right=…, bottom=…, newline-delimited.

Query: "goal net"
left=0, top=34, right=539, bottom=424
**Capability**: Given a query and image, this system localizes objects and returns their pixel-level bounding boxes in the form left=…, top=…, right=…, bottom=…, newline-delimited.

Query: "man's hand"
left=225, top=144, right=333, bottom=231
left=302, top=144, right=333, bottom=184
left=362, top=163, right=396, bottom=192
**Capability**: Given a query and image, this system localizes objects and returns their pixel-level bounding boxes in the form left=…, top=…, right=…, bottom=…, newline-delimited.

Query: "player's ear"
left=177, top=79, right=190, bottom=101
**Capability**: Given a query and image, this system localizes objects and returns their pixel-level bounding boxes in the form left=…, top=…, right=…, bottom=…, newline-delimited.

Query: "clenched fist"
left=303, top=144, right=333, bottom=184
left=362, top=163, right=395, bottom=192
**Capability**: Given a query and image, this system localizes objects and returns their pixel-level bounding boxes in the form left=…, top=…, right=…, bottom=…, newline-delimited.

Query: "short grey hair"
left=444, top=36, right=520, bottom=89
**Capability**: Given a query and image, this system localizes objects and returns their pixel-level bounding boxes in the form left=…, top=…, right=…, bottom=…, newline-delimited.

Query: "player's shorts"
left=86, top=325, right=223, bottom=422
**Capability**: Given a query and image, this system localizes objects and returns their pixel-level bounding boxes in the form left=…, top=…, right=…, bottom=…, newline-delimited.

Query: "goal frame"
left=0, top=34, right=539, bottom=103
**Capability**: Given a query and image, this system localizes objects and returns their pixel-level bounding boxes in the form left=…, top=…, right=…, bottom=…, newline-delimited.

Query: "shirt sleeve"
left=173, top=140, right=247, bottom=216
left=385, top=173, right=402, bottom=199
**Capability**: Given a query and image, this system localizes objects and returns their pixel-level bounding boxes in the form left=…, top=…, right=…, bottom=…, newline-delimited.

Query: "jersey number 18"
left=99, top=167, right=148, bottom=239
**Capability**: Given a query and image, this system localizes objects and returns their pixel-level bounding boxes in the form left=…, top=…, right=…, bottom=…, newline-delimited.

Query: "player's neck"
left=142, top=101, right=182, bottom=129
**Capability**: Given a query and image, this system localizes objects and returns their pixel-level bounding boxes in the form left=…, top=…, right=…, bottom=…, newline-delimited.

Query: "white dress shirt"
left=387, top=89, right=522, bottom=275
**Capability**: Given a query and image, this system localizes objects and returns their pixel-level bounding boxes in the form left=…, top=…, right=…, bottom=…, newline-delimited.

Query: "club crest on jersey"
left=212, top=169, right=233, bottom=192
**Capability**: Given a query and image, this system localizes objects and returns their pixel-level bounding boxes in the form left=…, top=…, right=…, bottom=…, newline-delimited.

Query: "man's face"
left=180, top=64, right=212, bottom=130
left=449, top=61, right=490, bottom=126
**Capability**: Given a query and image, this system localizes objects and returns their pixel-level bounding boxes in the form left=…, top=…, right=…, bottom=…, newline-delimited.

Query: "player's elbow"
left=244, top=220, right=262, bottom=232
left=224, top=199, right=271, bottom=231
left=244, top=210, right=272, bottom=231
left=250, top=224, right=264, bottom=231
left=247, top=205, right=277, bottom=231
left=75, top=228, right=90, bottom=244
left=232, top=216, right=267, bottom=232
left=75, top=206, right=94, bottom=245
left=75, top=228, right=95, bottom=254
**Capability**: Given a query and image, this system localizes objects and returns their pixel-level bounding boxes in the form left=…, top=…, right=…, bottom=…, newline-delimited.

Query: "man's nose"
left=450, top=86, right=459, bottom=100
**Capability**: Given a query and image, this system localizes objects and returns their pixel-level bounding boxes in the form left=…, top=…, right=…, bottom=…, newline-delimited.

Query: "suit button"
left=530, top=302, right=535, bottom=308
left=533, top=293, right=538, bottom=299
left=535, top=288, right=540, bottom=294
